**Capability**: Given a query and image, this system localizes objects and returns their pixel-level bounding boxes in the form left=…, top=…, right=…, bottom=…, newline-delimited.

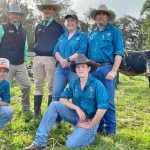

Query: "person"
left=52, top=14, right=88, bottom=101
left=23, top=54, right=109, bottom=150
left=33, top=0, right=64, bottom=118
left=0, top=58, right=14, bottom=130
left=0, top=3, right=32, bottom=121
left=88, top=4, right=125, bottom=135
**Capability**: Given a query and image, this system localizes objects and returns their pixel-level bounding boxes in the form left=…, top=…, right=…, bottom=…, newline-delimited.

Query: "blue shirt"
left=88, top=23, right=124, bottom=63
left=60, top=75, right=109, bottom=117
left=0, top=80, right=10, bottom=103
left=53, top=29, right=88, bottom=58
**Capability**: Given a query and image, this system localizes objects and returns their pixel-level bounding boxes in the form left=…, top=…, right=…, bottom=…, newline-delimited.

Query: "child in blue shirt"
left=0, top=58, right=13, bottom=130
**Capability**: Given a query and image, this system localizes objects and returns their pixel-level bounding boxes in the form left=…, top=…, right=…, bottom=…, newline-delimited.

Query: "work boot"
left=47, top=95, right=52, bottom=107
left=33, top=95, right=43, bottom=120
left=23, top=143, right=45, bottom=150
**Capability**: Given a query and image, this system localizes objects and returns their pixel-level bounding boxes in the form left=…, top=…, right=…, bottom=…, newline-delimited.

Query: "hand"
left=60, top=59, right=69, bottom=68
left=77, top=120, right=92, bottom=129
left=75, top=107, right=86, bottom=122
left=106, top=70, right=116, bottom=80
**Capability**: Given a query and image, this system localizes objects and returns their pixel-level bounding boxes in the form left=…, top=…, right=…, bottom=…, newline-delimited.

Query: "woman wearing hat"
left=88, top=4, right=125, bottom=135
left=0, top=58, right=14, bottom=130
left=23, top=54, right=109, bottom=150
left=52, top=14, right=88, bottom=102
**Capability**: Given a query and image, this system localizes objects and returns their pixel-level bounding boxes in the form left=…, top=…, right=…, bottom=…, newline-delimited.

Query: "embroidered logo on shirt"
left=88, top=87, right=94, bottom=92
left=8, top=30, right=14, bottom=33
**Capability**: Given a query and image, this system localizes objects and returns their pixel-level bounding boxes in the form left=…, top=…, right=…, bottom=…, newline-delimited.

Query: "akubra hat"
left=37, top=0, right=62, bottom=13
left=90, top=4, right=116, bottom=21
left=0, top=58, right=10, bottom=71
left=8, top=3, right=23, bottom=14
left=70, top=54, right=99, bottom=73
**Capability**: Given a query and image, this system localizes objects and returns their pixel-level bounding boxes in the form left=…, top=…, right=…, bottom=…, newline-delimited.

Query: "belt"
left=97, top=62, right=111, bottom=67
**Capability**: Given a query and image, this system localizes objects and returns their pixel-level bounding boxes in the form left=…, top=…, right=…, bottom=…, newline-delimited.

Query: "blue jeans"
left=34, top=101, right=99, bottom=149
left=92, top=65, right=116, bottom=135
left=52, top=65, right=77, bottom=101
left=0, top=106, right=14, bottom=130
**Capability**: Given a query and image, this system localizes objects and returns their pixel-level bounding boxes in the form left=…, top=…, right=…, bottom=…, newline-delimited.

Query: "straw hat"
left=37, top=0, right=62, bottom=13
left=70, top=54, right=99, bottom=73
left=90, top=4, right=116, bottom=21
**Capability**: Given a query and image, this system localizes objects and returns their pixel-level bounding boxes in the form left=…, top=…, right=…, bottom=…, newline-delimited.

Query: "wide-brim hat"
left=0, top=58, right=10, bottom=71
left=7, top=3, right=23, bottom=14
left=65, top=14, right=78, bottom=21
left=90, top=4, right=116, bottom=22
left=37, top=0, right=62, bottom=12
left=70, top=54, right=99, bottom=73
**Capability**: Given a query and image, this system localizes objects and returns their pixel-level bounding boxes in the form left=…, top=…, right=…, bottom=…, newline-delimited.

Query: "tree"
left=140, top=0, right=150, bottom=49
left=114, top=15, right=146, bottom=50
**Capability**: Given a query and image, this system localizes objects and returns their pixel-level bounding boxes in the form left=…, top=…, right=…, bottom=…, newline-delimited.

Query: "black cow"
left=119, top=50, right=150, bottom=87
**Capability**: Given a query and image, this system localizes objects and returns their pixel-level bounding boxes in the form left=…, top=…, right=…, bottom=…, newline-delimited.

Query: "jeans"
left=52, top=65, right=77, bottom=101
left=34, top=101, right=99, bottom=149
left=92, top=65, right=116, bottom=134
left=0, top=106, right=14, bottom=130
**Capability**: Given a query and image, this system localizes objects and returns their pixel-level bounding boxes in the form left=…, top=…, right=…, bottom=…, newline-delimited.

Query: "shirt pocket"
left=100, top=35, right=112, bottom=49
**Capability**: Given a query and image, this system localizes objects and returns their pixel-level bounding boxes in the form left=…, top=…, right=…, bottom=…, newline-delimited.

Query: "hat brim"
left=7, top=11, right=23, bottom=15
left=90, top=9, right=116, bottom=21
left=70, top=61, right=99, bottom=73
left=0, top=65, right=9, bottom=71
left=37, top=4, right=62, bottom=12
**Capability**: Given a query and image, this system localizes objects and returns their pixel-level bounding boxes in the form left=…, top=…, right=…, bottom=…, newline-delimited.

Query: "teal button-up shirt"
left=0, top=23, right=28, bottom=61
left=88, top=23, right=124, bottom=63
left=0, top=80, right=10, bottom=103
left=60, top=75, right=109, bottom=117
left=53, top=29, right=88, bottom=58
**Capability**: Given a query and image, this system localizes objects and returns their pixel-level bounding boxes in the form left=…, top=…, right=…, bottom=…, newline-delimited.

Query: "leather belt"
left=97, top=62, right=111, bottom=67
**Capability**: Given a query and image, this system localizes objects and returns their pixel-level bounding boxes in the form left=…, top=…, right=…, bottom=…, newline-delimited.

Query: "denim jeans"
left=92, top=65, right=117, bottom=135
left=52, top=65, right=77, bottom=101
left=0, top=106, right=14, bottom=130
left=34, top=101, right=99, bottom=149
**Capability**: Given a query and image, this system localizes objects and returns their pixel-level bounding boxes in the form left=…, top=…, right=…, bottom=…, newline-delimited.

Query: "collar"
left=95, top=23, right=110, bottom=32
left=43, top=18, right=54, bottom=26
left=64, top=29, right=80, bottom=37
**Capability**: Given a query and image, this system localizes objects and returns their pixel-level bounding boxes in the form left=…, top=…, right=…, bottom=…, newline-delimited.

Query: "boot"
left=47, top=95, right=52, bottom=107
left=34, top=95, right=43, bottom=118
left=23, top=143, right=45, bottom=150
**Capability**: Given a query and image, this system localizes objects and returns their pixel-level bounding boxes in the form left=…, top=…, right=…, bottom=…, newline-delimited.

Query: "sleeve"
left=24, top=36, right=28, bottom=61
left=60, top=84, right=73, bottom=99
left=95, top=82, right=109, bottom=109
left=0, top=24, right=4, bottom=44
left=2, top=83, right=11, bottom=103
left=76, top=32, right=88, bottom=55
left=113, top=27, right=125, bottom=56
left=53, top=37, right=61, bottom=56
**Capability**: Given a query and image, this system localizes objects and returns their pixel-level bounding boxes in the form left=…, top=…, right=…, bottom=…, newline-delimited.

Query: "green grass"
left=0, top=74, right=150, bottom=150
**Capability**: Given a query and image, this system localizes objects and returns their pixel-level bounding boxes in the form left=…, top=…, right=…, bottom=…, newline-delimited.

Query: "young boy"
left=0, top=58, right=13, bottom=130
left=23, top=54, right=109, bottom=150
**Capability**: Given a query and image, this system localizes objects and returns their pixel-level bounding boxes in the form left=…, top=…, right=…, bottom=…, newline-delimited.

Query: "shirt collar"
left=95, top=23, right=110, bottom=32
left=64, top=28, right=80, bottom=37
left=43, top=18, right=54, bottom=26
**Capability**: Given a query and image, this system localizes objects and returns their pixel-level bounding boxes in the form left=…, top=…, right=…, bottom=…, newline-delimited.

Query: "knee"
left=3, top=107, right=14, bottom=119
left=49, top=101, right=60, bottom=109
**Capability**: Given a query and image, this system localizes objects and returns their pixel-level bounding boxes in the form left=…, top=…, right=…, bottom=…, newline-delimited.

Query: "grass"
left=0, top=74, right=150, bottom=150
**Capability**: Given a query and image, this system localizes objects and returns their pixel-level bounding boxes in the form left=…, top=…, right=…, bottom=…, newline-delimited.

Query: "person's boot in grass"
left=22, top=110, right=33, bottom=122
left=23, top=143, right=45, bottom=150
left=31, top=95, right=43, bottom=122
left=47, top=95, right=52, bottom=107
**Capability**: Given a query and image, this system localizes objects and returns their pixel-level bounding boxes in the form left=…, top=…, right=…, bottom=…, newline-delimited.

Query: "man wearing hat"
left=23, top=54, right=109, bottom=149
left=0, top=3, right=32, bottom=121
left=0, top=58, right=14, bottom=130
left=32, top=0, right=64, bottom=119
left=88, top=4, right=125, bottom=135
